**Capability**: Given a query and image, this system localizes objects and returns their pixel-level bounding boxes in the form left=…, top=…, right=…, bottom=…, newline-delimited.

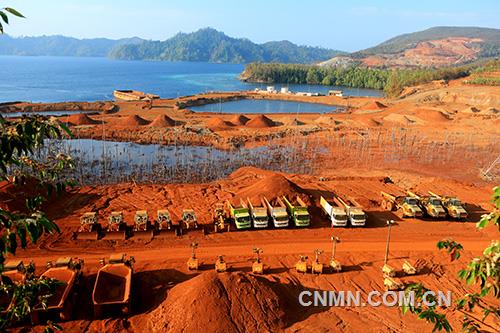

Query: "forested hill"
left=0, top=35, right=144, bottom=57
left=108, top=28, right=344, bottom=64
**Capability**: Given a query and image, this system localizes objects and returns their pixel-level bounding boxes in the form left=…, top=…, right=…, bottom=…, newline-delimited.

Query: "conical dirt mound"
left=206, top=117, right=235, bottom=131
left=245, top=114, right=276, bottom=128
left=149, top=114, right=176, bottom=127
left=143, top=272, right=295, bottom=333
left=119, top=114, right=150, bottom=126
left=363, top=100, right=387, bottom=110
left=64, top=113, right=100, bottom=126
left=230, top=114, right=250, bottom=125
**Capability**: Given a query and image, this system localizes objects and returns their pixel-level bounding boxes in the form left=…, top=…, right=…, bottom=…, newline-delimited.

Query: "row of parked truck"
left=225, top=196, right=311, bottom=229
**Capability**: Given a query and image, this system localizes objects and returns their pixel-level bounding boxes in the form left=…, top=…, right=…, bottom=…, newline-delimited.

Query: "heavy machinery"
left=428, top=191, right=468, bottom=220
left=0, top=261, right=34, bottom=312
left=380, top=191, right=423, bottom=218
left=295, top=255, right=308, bottom=273
left=402, top=260, right=417, bottom=275
left=320, top=196, right=348, bottom=227
left=384, top=276, right=404, bottom=291
left=263, top=197, right=289, bottom=228
left=330, top=236, right=342, bottom=272
left=311, top=249, right=324, bottom=274
left=407, top=191, right=446, bottom=219
left=181, top=209, right=199, bottom=230
left=76, top=212, right=100, bottom=240
left=248, top=198, right=269, bottom=228
left=382, top=263, right=396, bottom=277
left=335, top=197, right=366, bottom=227
left=92, top=254, right=134, bottom=317
left=133, top=210, right=154, bottom=239
left=215, top=255, right=227, bottom=273
left=283, top=196, right=310, bottom=227
left=252, top=247, right=264, bottom=274
left=104, top=211, right=127, bottom=240
left=213, top=204, right=230, bottom=233
left=226, top=200, right=251, bottom=230
left=31, top=257, right=83, bottom=323
left=187, top=242, right=199, bottom=270
left=156, top=209, right=173, bottom=231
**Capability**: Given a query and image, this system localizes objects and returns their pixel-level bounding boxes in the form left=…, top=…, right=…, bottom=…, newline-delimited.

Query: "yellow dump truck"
left=380, top=191, right=423, bottom=218
left=428, top=191, right=468, bottom=220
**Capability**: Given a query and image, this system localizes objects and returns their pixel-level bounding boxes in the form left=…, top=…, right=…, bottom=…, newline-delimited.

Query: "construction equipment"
left=382, top=264, right=396, bottom=277
left=104, top=211, right=127, bottom=240
left=31, top=257, right=84, bottom=323
left=76, top=212, right=100, bottom=240
left=320, top=196, right=348, bottom=227
left=248, top=198, right=269, bottom=228
left=380, top=191, right=423, bottom=218
left=283, top=196, right=310, bottom=227
left=295, top=255, right=308, bottom=273
left=133, top=210, right=154, bottom=239
left=226, top=200, right=251, bottom=230
left=187, top=242, right=199, bottom=270
left=92, top=254, right=134, bottom=318
left=330, top=236, right=342, bottom=272
left=1, top=261, right=34, bottom=312
left=263, top=197, right=289, bottom=228
left=311, top=249, right=324, bottom=274
left=252, top=247, right=264, bottom=274
left=336, top=197, right=366, bottom=227
left=156, top=209, right=173, bottom=231
left=383, top=220, right=397, bottom=277
left=181, top=209, right=199, bottom=230
left=428, top=191, right=468, bottom=220
left=215, top=255, right=227, bottom=273
left=213, top=204, right=230, bottom=233
left=407, top=191, right=446, bottom=219
left=384, top=276, right=404, bottom=291
left=402, top=260, right=417, bottom=275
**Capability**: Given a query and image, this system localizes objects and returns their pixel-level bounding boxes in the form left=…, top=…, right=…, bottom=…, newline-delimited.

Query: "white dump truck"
left=248, top=198, right=269, bottom=228
left=335, top=197, right=366, bottom=227
left=263, top=197, right=289, bottom=228
left=320, top=196, right=348, bottom=227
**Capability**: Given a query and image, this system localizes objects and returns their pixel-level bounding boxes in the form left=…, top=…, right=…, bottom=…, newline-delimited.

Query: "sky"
left=3, top=0, right=500, bottom=51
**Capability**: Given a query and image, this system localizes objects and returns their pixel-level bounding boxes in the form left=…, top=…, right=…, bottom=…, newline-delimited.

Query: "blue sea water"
left=0, top=56, right=382, bottom=103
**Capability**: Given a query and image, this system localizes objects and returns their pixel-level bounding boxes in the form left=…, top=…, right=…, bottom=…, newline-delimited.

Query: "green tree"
left=0, top=5, right=24, bottom=33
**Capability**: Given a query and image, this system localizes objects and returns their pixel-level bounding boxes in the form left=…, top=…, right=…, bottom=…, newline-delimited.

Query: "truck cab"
left=248, top=199, right=269, bottom=228
left=420, top=196, right=446, bottom=218
left=283, top=196, right=310, bottom=227
left=442, top=197, right=467, bottom=219
left=400, top=197, right=423, bottom=217
left=347, top=207, right=366, bottom=226
left=263, top=197, right=289, bottom=228
left=227, top=201, right=251, bottom=230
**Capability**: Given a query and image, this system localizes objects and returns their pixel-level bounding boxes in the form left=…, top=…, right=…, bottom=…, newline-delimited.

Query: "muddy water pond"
left=190, top=99, right=337, bottom=114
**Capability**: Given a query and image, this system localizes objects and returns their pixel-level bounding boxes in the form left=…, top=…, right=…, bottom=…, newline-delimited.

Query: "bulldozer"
left=104, top=211, right=127, bottom=240
left=330, top=236, right=342, bottom=273
left=76, top=212, right=100, bottom=240
left=252, top=247, right=264, bottom=274
left=187, top=242, right=199, bottom=271
left=215, top=255, right=227, bottom=273
left=295, top=255, right=308, bottom=273
left=156, top=210, right=172, bottom=230
left=382, top=263, right=396, bottom=277
left=311, top=249, right=324, bottom=275
left=402, top=260, right=417, bottom=275
left=133, top=210, right=154, bottom=239
left=428, top=191, right=468, bottom=220
left=213, top=203, right=230, bottom=233
left=384, top=276, right=404, bottom=291
left=380, top=191, right=423, bottom=218
left=407, top=191, right=446, bottom=219
left=181, top=209, right=199, bottom=230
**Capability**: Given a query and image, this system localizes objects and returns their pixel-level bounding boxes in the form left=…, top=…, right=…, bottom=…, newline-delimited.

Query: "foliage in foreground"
left=403, top=187, right=499, bottom=332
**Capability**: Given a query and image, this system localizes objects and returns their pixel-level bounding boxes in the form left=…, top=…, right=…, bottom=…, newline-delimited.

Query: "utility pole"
left=384, top=220, right=395, bottom=265
left=331, top=236, right=340, bottom=261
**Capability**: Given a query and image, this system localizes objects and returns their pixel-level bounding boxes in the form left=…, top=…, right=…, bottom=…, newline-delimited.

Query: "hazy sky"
left=3, top=0, right=500, bottom=51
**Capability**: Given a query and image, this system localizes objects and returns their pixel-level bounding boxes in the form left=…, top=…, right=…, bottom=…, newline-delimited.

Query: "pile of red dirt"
left=142, top=271, right=293, bottom=332
left=63, top=113, right=100, bottom=126
left=149, top=114, right=177, bottom=128
left=206, top=117, right=235, bottom=131
left=230, top=114, right=250, bottom=125
left=363, top=101, right=387, bottom=110
left=245, top=114, right=276, bottom=128
left=119, top=115, right=150, bottom=126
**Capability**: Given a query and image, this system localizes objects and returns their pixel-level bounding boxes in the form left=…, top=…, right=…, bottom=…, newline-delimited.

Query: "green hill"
left=109, top=28, right=344, bottom=64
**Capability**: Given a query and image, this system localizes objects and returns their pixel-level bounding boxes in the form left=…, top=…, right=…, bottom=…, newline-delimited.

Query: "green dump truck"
left=283, top=196, right=310, bottom=227
left=226, top=199, right=252, bottom=230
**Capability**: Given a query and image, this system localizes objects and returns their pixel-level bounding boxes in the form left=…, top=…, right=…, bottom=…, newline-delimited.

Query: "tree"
left=403, top=187, right=500, bottom=332
left=0, top=5, right=25, bottom=34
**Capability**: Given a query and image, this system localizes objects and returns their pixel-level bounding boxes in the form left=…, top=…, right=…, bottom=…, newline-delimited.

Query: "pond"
left=190, top=99, right=337, bottom=114
left=27, top=139, right=323, bottom=184
left=0, top=110, right=99, bottom=118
